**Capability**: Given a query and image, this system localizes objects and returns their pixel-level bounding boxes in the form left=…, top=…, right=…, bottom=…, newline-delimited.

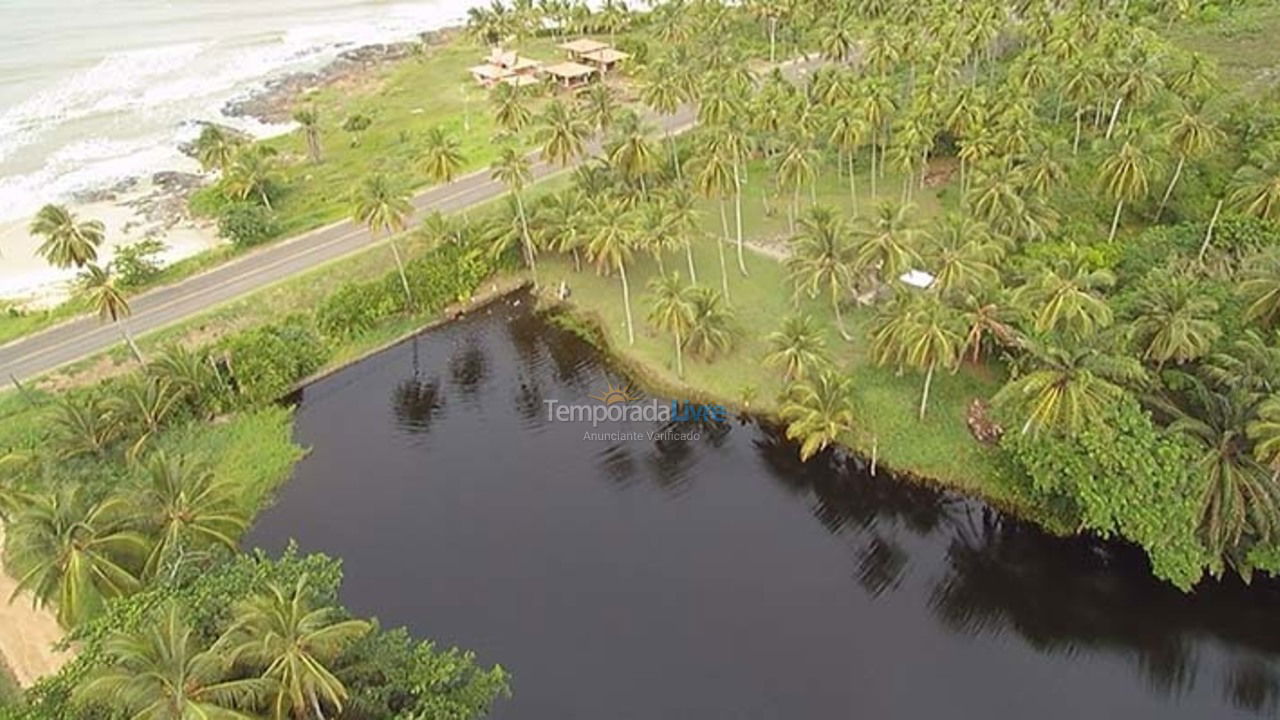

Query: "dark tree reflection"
left=391, top=377, right=444, bottom=433
left=449, top=339, right=488, bottom=396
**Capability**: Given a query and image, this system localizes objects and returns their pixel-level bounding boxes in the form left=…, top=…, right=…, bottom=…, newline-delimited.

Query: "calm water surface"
left=248, top=293, right=1280, bottom=719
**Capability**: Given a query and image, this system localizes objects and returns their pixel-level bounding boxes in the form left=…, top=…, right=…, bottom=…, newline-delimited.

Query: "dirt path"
left=0, top=526, right=72, bottom=688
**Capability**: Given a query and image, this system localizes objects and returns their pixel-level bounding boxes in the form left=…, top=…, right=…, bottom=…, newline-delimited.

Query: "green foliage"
left=1003, top=398, right=1212, bottom=589
left=111, top=239, right=166, bottom=289
left=221, top=316, right=330, bottom=405
left=216, top=202, right=280, bottom=248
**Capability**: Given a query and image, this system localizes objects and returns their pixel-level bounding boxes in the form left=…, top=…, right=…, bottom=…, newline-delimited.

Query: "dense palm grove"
left=6, top=0, right=1280, bottom=714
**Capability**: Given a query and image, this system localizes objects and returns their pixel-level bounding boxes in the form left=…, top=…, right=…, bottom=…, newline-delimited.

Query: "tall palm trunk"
left=847, top=154, right=858, bottom=217
left=1155, top=155, right=1185, bottom=222
left=673, top=326, right=684, bottom=377
left=831, top=287, right=853, bottom=341
left=619, top=259, right=635, bottom=345
left=768, top=17, right=778, bottom=63
left=1199, top=198, right=1225, bottom=262
left=733, top=163, right=747, bottom=276
left=684, top=240, right=698, bottom=284
left=515, top=192, right=538, bottom=288
left=388, top=238, right=415, bottom=309
left=1105, top=96, right=1124, bottom=139
left=1107, top=199, right=1124, bottom=243
left=120, top=320, right=144, bottom=363
left=919, top=360, right=935, bottom=420
left=668, top=134, right=682, bottom=181
left=717, top=200, right=731, bottom=302
left=869, top=143, right=878, bottom=199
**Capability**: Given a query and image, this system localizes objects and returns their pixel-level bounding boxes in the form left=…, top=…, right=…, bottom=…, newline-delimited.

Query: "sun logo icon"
left=590, top=381, right=642, bottom=405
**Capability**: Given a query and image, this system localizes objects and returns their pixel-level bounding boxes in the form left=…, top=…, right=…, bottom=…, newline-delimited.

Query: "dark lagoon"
left=248, top=292, right=1280, bottom=719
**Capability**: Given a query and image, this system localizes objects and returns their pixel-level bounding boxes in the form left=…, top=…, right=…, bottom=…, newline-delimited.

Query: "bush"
left=316, top=279, right=403, bottom=339
left=220, top=315, right=330, bottom=405
left=112, top=238, right=166, bottom=288
left=216, top=202, right=279, bottom=248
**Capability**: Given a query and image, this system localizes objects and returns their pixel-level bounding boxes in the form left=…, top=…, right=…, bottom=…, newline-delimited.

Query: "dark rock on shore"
left=222, top=27, right=459, bottom=124
left=71, top=177, right=139, bottom=204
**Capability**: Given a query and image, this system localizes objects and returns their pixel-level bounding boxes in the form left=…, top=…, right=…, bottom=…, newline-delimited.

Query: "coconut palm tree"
left=786, top=206, right=858, bottom=341
left=608, top=111, right=659, bottom=197
left=684, top=286, right=735, bottom=361
left=659, top=186, right=701, bottom=285
left=1015, top=259, right=1115, bottom=339
left=491, top=146, right=538, bottom=285
left=49, top=393, right=117, bottom=460
left=223, top=147, right=280, bottom=209
left=957, top=288, right=1019, bottom=364
left=82, top=263, right=144, bottom=362
left=29, top=204, right=105, bottom=269
left=193, top=125, right=243, bottom=173
left=1230, top=143, right=1280, bottom=223
left=223, top=575, right=370, bottom=720
left=1099, top=132, right=1159, bottom=243
left=639, top=62, right=688, bottom=179
left=827, top=104, right=868, bottom=217
left=765, top=314, right=829, bottom=382
left=134, top=452, right=248, bottom=578
left=1156, top=101, right=1223, bottom=221
left=920, top=214, right=1000, bottom=298
left=103, top=375, right=181, bottom=462
left=490, top=82, right=532, bottom=133
left=8, top=489, right=147, bottom=627
left=537, top=99, right=590, bottom=167
left=852, top=201, right=923, bottom=290
left=1131, top=279, right=1221, bottom=367
left=340, top=113, right=372, bottom=147
left=585, top=199, right=638, bottom=345
left=1248, top=396, right=1280, bottom=479
left=1166, top=380, right=1280, bottom=562
left=994, top=340, right=1145, bottom=436
left=773, top=137, right=818, bottom=234
left=869, top=293, right=963, bottom=420
left=579, top=81, right=619, bottom=136
left=779, top=370, right=856, bottom=462
left=74, top=604, right=267, bottom=719
left=647, top=273, right=695, bottom=377
left=691, top=139, right=736, bottom=300
left=351, top=173, right=415, bottom=308
left=421, top=126, right=465, bottom=186
left=293, top=107, right=323, bottom=164
left=1239, top=249, right=1280, bottom=329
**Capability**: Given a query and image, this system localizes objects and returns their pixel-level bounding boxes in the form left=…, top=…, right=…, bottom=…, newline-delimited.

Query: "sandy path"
left=0, top=526, right=72, bottom=687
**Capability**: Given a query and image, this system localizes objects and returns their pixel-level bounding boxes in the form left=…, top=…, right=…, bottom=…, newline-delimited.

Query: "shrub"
left=316, top=280, right=402, bottom=339
left=216, top=202, right=279, bottom=248
left=220, top=315, right=329, bottom=405
left=112, top=238, right=166, bottom=288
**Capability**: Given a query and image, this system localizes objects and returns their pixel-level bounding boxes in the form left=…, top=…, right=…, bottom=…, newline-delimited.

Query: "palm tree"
left=1015, top=260, right=1115, bottom=339
left=869, top=294, right=963, bottom=419
left=1156, top=101, right=1222, bottom=221
left=491, top=146, right=538, bottom=285
left=659, top=187, right=700, bottom=284
left=1131, top=279, right=1221, bottom=366
left=223, top=147, right=279, bottom=209
left=103, top=375, right=181, bottom=462
left=608, top=111, right=658, bottom=197
left=134, top=452, right=247, bottom=578
left=639, top=63, right=688, bottom=178
left=193, top=125, right=242, bottom=173
left=421, top=126, right=466, bottom=186
left=1239, top=249, right=1280, bottom=329
left=765, top=314, right=829, bottom=382
left=75, top=604, right=267, bottom=719
left=82, top=263, right=144, bottom=362
left=920, top=214, right=1000, bottom=297
left=787, top=206, right=857, bottom=340
left=957, top=288, right=1019, bottom=363
left=293, top=107, right=323, bottom=164
left=340, top=113, right=372, bottom=147
left=994, top=340, right=1145, bottom=435
left=537, top=99, right=590, bottom=167
left=779, top=370, right=856, bottom=461
left=585, top=199, right=638, bottom=345
left=684, top=286, right=735, bottom=361
left=827, top=105, right=868, bottom=216
left=647, top=273, right=695, bottom=377
left=1230, top=143, right=1280, bottom=223
left=579, top=82, right=619, bottom=136
left=8, top=490, right=147, bottom=627
left=852, top=201, right=923, bottom=289
left=490, top=82, right=532, bottom=133
left=1098, top=134, right=1157, bottom=243
left=223, top=576, right=370, bottom=720
left=773, top=138, right=818, bottom=234
left=49, top=394, right=117, bottom=460
left=351, top=173, right=415, bottom=307
left=29, top=204, right=105, bottom=269
left=691, top=139, right=736, bottom=300
left=1248, top=396, right=1280, bottom=479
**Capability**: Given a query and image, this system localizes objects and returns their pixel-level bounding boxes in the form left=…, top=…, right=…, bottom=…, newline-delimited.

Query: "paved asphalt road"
left=0, top=58, right=818, bottom=384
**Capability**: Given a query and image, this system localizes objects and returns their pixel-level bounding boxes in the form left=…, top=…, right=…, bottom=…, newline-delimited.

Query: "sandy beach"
left=0, top=526, right=71, bottom=688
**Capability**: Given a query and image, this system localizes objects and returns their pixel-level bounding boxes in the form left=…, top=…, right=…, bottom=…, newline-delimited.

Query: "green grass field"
left=1167, top=2, right=1280, bottom=90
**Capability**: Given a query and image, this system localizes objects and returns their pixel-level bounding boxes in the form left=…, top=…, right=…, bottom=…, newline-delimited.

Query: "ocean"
left=0, top=0, right=483, bottom=225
